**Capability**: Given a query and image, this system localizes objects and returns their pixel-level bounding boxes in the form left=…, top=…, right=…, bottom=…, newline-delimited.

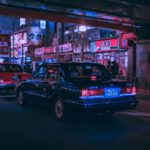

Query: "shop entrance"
left=95, top=51, right=128, bottom=77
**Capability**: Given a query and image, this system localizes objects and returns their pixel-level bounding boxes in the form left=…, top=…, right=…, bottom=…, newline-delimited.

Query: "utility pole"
left=11, top=20, right=15, bottom=63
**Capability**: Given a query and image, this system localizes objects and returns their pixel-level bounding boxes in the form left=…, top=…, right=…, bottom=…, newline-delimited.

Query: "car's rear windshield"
left=61, top=63, right=111, bottom=81
left=0, top=64, right=22, bottom=72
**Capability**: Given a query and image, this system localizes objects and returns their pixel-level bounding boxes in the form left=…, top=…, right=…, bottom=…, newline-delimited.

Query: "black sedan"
left=16, top=62, right=138, bottom=119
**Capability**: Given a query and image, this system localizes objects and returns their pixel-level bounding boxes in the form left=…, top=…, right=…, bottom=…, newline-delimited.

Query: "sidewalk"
left=135, top=100, right=150, bottom=113
left=137, top=88, right=150, bottom=100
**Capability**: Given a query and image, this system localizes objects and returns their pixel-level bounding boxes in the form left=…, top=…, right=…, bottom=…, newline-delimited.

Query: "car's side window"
left=32, top=66, right=46, bottom=79
left=45, top=66, right=60, bottom=83
left=0, top=65, right=6, bottom=72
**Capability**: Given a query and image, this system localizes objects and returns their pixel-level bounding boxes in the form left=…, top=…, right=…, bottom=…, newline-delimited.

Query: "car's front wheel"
left=17, top=90, right=27, bottom=106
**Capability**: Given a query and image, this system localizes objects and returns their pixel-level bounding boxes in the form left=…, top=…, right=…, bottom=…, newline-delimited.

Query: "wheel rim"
left=18, top=91, right=23, bottom=105
left=55, top=100, right=63, bottom=118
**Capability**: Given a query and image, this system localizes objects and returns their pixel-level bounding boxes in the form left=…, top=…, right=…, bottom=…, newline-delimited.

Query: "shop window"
left=46, top=66, right=59, bottom=83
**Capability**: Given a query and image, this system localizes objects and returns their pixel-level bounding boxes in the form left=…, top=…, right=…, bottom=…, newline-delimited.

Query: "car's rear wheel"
left=54, top=99, right=67, bottom=120
left=17, top=90, right=27, bottom=106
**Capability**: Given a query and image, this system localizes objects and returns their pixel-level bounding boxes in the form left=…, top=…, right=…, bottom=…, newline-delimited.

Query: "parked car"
left=0, top=62, right=31, bottom=98
left=16, top=62, right=138, bottom=119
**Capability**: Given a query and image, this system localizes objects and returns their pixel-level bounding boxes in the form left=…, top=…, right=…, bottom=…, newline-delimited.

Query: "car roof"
left=45, top=62, right=104, bottom=66
left=0, top=62, right=21, bottom=65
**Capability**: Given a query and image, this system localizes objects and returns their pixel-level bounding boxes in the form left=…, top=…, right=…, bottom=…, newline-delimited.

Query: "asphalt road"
left=0, top=98, right=150, bottom=150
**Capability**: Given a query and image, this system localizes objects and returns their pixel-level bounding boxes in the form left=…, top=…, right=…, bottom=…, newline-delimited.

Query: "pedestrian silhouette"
left=111, top=61, right=119, bottom=76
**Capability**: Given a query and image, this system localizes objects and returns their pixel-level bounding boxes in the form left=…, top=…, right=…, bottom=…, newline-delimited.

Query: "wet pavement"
left=0, top=98, right=150, bottom=150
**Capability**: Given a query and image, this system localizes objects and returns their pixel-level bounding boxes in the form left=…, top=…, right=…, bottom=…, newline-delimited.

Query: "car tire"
left=17, top=90, right=27, bottom=107
left=54, top=99, right=67, bottom=120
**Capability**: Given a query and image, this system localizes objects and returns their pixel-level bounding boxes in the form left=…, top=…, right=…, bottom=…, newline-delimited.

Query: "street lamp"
left=20, top=39, right=25, bottom=67
left=79, top=25, right=87, bottom=32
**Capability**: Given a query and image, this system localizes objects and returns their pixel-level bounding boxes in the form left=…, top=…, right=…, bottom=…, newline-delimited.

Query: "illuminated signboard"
left=44, top=46, right=56, bottom=54
left=35, top=47, right=44, bottom=57
left=121, top=34, right=131, bottom=50
left=20, top=18, right=26, bottom=26
left=90, top=42, right=96, bottom=53
left=73, top=42, right=81, bottom=54
left=59, top=43, right=72, bottom=53
left=96, top=38, right=119, bottom=51
left=28, top=27, right=43, bottom=47
left=10, top=32, right=27, bottom=48
left=0, top=35, right=10, bottom=55
left=40, top=20, right=46, bottom=29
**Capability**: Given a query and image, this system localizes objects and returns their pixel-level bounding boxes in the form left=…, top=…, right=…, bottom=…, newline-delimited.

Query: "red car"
left=0, top=62, right=31, bottom=98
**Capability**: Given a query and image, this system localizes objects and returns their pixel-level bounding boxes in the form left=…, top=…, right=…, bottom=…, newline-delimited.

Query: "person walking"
left=111, top=60, right=119, bottom=77
left=107, top=60, right=112, bottom=74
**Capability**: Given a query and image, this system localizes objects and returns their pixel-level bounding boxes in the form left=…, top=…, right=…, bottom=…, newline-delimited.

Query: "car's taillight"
left=132, top=86, right=136, bottom=95
left=81, top=89, right=89, bottom=96
left=97, top=89, right=104, bottom=95
left=89, top=90, right=96, bottom=96
left=81, top=88, right=104, bottom=96
left=0, top=79, right=4, bottom=83
left=91, top=76, right=97, bottom=81
left=121, top=86, right=136, bottom=95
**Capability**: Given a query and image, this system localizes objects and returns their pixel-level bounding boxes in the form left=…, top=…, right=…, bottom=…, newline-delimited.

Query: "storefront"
left=94, top=37, right=128, bottom=76
left=44, top=46, right=57, bottom=63
left=59, top=43, right=73, bottom=62
left=34, top=47, right=44, bottom=61
left=0, top=34, right=10, bottom=62
left=10, top=32, right=28, bottom=65
left=10, top=26, right=43, bottom=66
left=72, top=41, right=82, bottom=62
left=73, top=41, right=94, bottom=62
left=43, top=43, right=73, bottom=63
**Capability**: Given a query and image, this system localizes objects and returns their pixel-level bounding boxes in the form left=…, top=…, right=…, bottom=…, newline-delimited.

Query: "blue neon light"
left=80, top=93, right=135, bottom=100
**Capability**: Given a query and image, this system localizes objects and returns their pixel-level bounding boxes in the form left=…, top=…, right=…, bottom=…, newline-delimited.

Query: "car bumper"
left=65, top=96, right=138, bottom=113
left=0, top=84, right=16, bottom=98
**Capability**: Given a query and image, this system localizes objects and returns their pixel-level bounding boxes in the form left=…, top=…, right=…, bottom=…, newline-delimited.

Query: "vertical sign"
left=40, top=20, right=46, bottom=29
left=28, top=27, right=43, bottom=46
left=20, top=18, right=26, bottom=26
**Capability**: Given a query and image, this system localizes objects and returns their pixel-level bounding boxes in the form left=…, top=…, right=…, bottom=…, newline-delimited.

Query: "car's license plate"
left=104, top=88, right=120, bottom=97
